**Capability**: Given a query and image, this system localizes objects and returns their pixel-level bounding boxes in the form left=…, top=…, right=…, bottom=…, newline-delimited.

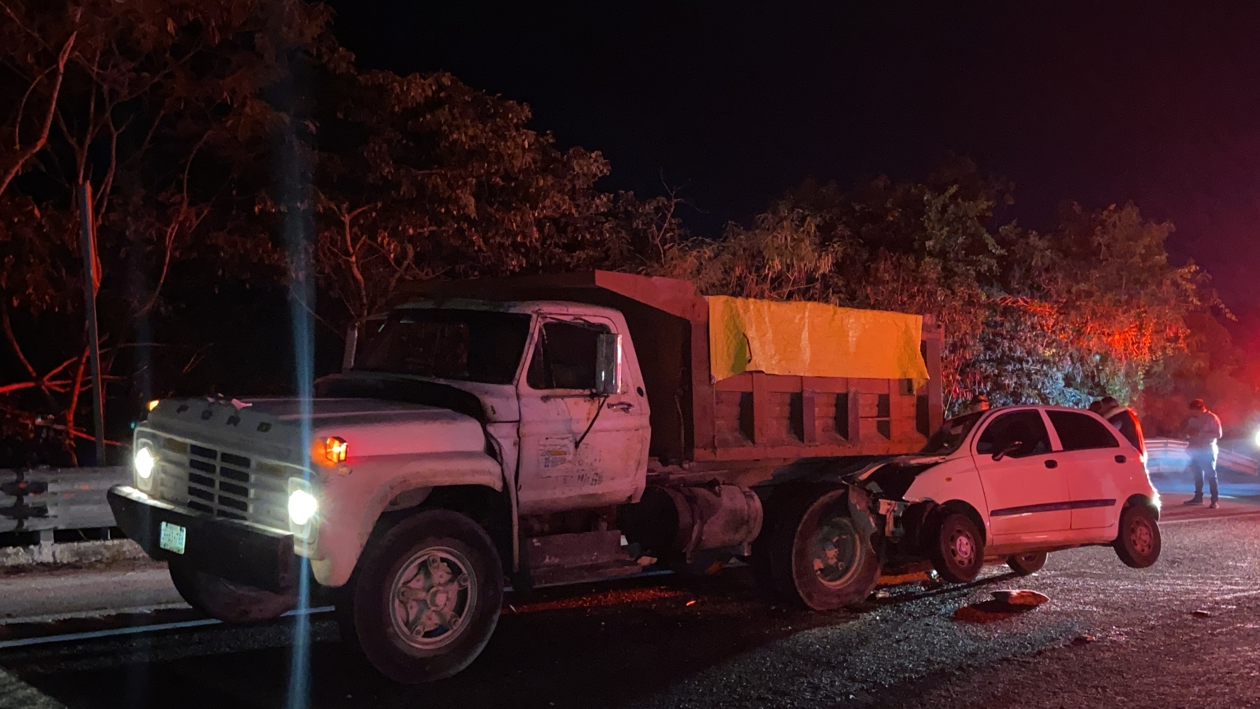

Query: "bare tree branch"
left=0, top=304, right=37, bottom=379
left=0, top=26, right=77, bottom=197
left=135, top=131, right=213, bottom=317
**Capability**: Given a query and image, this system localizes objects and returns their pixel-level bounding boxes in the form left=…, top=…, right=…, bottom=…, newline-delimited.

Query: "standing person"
left=1095, top=396, right=1145, bottom=457
left=1184, top=398, right=1223, bottom=509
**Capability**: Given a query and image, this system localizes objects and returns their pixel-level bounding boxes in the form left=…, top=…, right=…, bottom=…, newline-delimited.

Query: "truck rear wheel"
left=755, top=487, right=881, bottom=611
left=339, top=509, right=503, bottom=683
left=168, top=560, right=295, bottom=624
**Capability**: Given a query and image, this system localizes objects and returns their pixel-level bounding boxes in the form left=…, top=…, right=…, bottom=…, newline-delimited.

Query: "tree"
left=0, top=0, right=345, bottom=461
left=289, top=69, right=640, bottom=332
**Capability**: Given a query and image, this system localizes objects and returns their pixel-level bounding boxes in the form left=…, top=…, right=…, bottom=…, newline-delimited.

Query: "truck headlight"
left=288, top=486, right=318, bottom=526
left=135, top=446, right=156, bottom=480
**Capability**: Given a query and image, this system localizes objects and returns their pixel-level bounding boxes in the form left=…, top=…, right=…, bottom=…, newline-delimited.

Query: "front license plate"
left=159, top=521, right=187, bottom=554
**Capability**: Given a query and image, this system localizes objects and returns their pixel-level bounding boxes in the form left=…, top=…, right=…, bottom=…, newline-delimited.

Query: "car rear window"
left=1047, top=411, right=1120, bottom=451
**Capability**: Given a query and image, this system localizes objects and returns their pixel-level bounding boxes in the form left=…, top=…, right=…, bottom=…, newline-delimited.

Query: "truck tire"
left=168, top=560, right=295, bottom=624
left=928, top=510, right=985, bottom=583
left=339, top=509, right=503, bottom=683
left=1114, top=503, right=1161, bottom=568
left=755, top=487, right=881, bottom=611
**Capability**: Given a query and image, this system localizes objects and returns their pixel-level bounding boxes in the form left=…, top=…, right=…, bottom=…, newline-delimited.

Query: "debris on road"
left=1071, top=634, right=1096, bottom=645
left=990, top=590, right=1050, bottom=607
left=953, top=589, right=1050, bottom=623
left=1192, top=609, right=1213, bottom=618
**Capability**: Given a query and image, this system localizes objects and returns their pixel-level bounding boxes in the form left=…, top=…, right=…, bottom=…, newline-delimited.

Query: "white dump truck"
left=109, top=271, right=943, bottom=682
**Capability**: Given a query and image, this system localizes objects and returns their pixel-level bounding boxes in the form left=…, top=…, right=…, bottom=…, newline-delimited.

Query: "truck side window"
left=976, top=411, right=1051, bottom=458
left=527, top=321, right=610, bottom=390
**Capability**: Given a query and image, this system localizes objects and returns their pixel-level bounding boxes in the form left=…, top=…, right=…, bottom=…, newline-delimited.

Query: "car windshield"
left=921, top=411, right=985, bottom=454
left=356, top=308, right=532, bottom=384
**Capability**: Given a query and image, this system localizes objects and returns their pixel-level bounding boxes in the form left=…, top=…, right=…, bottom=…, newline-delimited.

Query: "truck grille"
left=153, top=437, right=290, bottom=531
left=186, top=444, right=254, bottom=520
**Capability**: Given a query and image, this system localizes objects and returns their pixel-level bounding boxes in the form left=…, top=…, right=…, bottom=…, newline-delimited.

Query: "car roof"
left=986, top=404, right=1100, bottom=413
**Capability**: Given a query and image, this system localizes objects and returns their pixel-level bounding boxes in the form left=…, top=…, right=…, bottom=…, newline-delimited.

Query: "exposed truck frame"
left=110, top=271, right=944, bottom=683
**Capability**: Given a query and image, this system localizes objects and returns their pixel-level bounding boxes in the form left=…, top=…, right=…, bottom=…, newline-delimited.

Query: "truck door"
left=972, top=409, right=1071, bottom=542
left=1044, top=409, right=1126, bottom=532
left=515, top=315, right=651, bottom=515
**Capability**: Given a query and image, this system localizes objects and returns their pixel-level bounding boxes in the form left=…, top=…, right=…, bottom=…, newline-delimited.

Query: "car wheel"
left=754, top=486, right=881, bottom=610
left=1006, top=551, right=1047, bottom=576
left=929, top=510, right=985, bottom=583
left=168, top=560, right=295, bottom=623
left=338, top=509, right=503, bottom=683
left=1114, top=503, right=1161, bottom=568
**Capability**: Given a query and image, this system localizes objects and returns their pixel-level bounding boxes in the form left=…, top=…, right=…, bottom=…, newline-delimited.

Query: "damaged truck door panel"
left=114, top=269, right=1058, bottom=684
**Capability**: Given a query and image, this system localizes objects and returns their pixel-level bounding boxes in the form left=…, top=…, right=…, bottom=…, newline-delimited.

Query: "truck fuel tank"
left=620, top=483, right=763, bottom=561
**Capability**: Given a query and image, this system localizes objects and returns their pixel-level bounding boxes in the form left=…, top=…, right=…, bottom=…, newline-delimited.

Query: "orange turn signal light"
left=325, top=436, right=348, bottom=463
left=147, top=399, right=160, bottom=412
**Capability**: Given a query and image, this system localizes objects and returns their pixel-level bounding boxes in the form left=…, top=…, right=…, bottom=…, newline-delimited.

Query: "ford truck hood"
left=144, top=397, right=487, bottom=465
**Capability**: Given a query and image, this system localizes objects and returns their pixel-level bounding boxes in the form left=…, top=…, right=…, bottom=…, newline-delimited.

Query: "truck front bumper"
left=108, top=485, right=299, bottom=593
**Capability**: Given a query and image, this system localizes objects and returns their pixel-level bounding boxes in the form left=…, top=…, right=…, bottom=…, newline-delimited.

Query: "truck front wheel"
left=168, top=561, right=295, bottom=623
left=339, top=509, right=503, bottom=683
left=756, top=487, right=881, bottom=611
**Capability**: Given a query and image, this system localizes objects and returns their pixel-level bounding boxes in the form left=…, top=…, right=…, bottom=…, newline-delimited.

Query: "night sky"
left=325, top=0, right=1260, bottom=312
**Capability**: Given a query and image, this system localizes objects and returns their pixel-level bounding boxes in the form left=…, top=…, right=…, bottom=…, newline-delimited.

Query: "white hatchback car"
left=856, top=405, right=1161, bottom=583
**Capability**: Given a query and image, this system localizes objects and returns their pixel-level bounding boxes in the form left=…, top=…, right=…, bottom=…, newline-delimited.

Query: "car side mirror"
left=993, top=439, right=1025, bottom=461
left=595, top=333, right=622, bottom=396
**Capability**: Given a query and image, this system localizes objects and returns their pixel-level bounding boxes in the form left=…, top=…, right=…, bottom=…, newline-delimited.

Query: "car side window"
left=1047, top=410, right=1121, bottom=451
left=526, top=320, right=610, bottom=390
left=975, top=411, right=1052, bottom=458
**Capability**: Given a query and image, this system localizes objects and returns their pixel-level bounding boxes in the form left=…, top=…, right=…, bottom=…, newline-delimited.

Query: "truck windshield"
left=356, top=308, right=532, bottom=385
left=921, top=411, right=984, bottom=455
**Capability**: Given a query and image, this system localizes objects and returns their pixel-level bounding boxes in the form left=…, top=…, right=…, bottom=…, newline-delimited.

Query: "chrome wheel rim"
left=390, top=546, right=476, bottom=651
left=810, top=513, right=860, bottom=588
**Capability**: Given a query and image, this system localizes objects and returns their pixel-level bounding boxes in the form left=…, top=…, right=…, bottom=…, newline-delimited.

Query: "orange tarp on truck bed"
left=707, top=296, right=930, bottom=387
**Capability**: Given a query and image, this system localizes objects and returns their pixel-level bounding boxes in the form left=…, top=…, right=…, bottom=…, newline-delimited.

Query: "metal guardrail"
left=1145, top=438, right=1259, bottom=476
left=0, top=467, right=128, bottom=536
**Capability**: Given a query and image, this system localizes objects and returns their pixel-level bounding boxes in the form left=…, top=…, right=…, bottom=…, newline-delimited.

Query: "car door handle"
left=1115, top=455, right=1127, bottom=464
left=606, top=402, right=634, bottom=412
left=1044, top=459, right=1058, bottom=469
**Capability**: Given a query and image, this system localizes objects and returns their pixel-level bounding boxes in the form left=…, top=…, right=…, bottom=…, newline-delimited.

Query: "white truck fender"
left=308, top=451, right=503, bottom=587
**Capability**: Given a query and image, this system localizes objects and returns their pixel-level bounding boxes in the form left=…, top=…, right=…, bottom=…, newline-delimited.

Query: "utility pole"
left=77, top=182, right=106, bottom=465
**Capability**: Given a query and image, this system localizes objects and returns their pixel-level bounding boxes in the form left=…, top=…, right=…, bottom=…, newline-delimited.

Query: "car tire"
left=338, top=509, right=503, bottom=684
left=929, top=510, right=985, bottom=583
left=754, top=486, right=881, bottom=611
left=1006, top=551, right=1047, bottom=576
left=168, top=560, right=295, bottom=624
left=1114, top=503, right=1161, bottom=569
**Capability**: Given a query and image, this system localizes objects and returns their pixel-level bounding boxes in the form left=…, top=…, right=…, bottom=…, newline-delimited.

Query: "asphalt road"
left=3, top=494, right=1260, bottom=709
